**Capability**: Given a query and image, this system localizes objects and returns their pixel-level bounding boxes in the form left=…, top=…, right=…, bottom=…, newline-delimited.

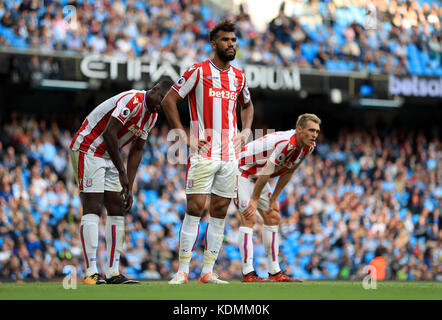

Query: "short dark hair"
left=154, top=77, right=174, bottom=94
left=209, top=19, right=236, bottom=42
left=375, top=246, right=386, bottom=257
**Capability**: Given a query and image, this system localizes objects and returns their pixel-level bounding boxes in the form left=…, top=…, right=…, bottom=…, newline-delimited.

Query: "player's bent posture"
left=162, top=19, right=254, bottom=284
left=235, top=113, right=321, bottom=282
left=70, top=79, right=173, bottom=284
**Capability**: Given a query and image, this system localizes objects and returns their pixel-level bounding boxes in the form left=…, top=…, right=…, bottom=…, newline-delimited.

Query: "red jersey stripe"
left=202, top=61, right=213, bottom=158
left=220, top=70, right=230, bottom=161
left=78, top=109, right=114, bottom=153
left=232, top=69, right=244, bottom=159
left=70, top=119, right=89, bottom=149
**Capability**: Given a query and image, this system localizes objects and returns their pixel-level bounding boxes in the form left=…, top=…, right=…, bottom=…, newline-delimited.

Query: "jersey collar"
left=209, top=59, right=231, bottom=72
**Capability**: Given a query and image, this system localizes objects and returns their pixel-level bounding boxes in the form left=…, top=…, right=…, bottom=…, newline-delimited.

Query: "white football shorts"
left=234, top=174, right=272, bottom=212
left=185, top=154, right=238, bottom=198
left=70, top=150, right=122, bottom=193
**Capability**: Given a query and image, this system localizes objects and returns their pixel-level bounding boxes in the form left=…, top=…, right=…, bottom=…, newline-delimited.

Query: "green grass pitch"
left=0, top=280, right=441, bottom=300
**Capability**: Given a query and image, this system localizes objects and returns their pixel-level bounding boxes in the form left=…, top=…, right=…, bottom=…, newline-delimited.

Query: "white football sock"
left=201, top=216, right=225, bottom=276
left=105, top=215, right=125, bottom=278
left=80, top=214, right=100, bottom=277
left=239, top=226, right=254, bottom=275
left=263, top=224, right=281, bottom=275
left=178, top=213, right=201, bottom=274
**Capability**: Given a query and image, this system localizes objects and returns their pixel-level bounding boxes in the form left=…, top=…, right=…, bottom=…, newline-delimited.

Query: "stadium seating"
left=0, top=0, right=440, bottom=75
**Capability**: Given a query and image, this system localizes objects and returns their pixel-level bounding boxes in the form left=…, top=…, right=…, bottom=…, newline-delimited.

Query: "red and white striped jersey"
left=172, top=59, right=251, bottom=161
left=238, top=130, right=315, bottom=181
left=70, top=90, right=158, bottom=159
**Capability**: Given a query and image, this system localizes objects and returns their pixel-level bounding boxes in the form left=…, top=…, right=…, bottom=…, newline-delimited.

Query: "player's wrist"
left=250, top=197, right=259, bottom=203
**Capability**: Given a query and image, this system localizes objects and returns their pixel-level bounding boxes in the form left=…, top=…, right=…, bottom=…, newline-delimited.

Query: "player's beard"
left=217, top=46, right=236, bottom=62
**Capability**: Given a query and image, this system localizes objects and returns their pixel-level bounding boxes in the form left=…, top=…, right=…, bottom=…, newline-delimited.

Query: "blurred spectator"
left=368, top=246, right=388, bottom=281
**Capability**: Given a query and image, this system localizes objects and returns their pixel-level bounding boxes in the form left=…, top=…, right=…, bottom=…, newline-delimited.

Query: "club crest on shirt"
left=121, top=107, right=130, bottom=118
left=233, top=79, right=239, bottom=88
left=241, top=200, right=248, bottom=209
left=187, top=179, right=194, bottom=189
left=85, top=178, right=93, bottom=188
left=176, top=77, right=186, bottom=87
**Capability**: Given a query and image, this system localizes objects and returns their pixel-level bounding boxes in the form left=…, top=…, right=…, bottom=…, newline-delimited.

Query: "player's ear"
left=210, top=39, right=217, bottom=50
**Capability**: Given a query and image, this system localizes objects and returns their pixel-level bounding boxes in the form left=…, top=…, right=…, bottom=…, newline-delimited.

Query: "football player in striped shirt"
left=70, top=78, right=174, bottom=284
left=162, top=19, right=254, bottom=284
left=236, top=114, right=321, bottom=282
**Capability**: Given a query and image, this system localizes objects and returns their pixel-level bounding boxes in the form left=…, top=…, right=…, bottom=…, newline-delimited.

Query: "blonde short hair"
left=296, top=113, right=321, bottom=128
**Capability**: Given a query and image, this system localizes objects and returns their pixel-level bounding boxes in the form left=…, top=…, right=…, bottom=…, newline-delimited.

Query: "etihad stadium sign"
left=79, top=55, right=301, bottom=91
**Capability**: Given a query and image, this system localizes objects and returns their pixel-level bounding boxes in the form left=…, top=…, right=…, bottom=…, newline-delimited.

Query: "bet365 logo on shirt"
left=208, top=88, right=238, bottom=101
left=128, top=124, right=145, bottom=137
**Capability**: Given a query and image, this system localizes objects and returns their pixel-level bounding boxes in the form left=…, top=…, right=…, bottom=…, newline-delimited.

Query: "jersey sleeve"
left=171, top=65, right=200, bottom=98
left=237, top=74, right=251, bottom=105
left=269, top=140, right=289, bottom=166
left=111, top=92, right=141, bottom=125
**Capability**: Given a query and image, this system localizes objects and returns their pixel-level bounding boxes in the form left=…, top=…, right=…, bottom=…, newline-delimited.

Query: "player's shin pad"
left=179, top=251, right=193, bottom=263
left=202, top=233, right=224, bottom=266
left=202, top=250, right=219, bottom=266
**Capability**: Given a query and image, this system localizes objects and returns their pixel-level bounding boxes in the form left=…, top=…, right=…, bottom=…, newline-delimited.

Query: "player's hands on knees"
left=242, top=198, right=258, bottom=218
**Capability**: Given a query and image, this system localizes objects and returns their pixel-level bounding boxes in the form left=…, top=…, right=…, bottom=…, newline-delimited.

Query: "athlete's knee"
left=210, top=202, right=229, bottom=219
left=186, top=199, right=205, bottom=217
left=240, top=211, right=257, bottom=228
left=83, top=202, right=104, bottom=215
left=263, top=210, right=280, bottom=226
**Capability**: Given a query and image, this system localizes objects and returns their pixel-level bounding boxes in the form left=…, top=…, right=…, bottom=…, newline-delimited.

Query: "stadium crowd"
left=0, top=0, right=441, bottom=75
left=0, top=112, right=440, bottom=282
